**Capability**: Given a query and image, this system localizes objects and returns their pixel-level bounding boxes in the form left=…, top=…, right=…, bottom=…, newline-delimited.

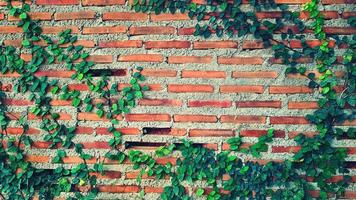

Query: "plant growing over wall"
left=0, top=0, right=354, bottom=199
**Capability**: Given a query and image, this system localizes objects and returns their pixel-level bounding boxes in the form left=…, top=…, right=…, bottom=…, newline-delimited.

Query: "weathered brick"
left=174, top=115, right=217, bottom=123
left=150, top=13, right=190, bottom=21
left=188, top=100, right=232, bottom=108
left=82, top=26, right=126, bottom=34
left=221, top=115, right=266, bottom=124
left=193, top=41, right=238, bottom=49
left=125, top=114, right=171, bottom=122
left=168, top=56, right=212, bottom=64
left=182, top=70, right=226, bottom=78
left=270, top=116, right=309, bottom=124
left=269, top=86, right=312, bottom=94
left=118, top=54, right=163, bottom=62
left=140, top=69, right=177, bottom=77
left=97, top=185, right=140, bottom=193
left=189, top=129, right=234, bottom=137
left=220, top=85, right=264, bottom=93
left=54, top=11, right=95, bottom=20
left=240, top=130, right=285, bottom=138
left=145, top=41, right=190, bottom=49
left=288, top=101, right=318, bottom=109
left=139, top=99, right=183, bottom=107
left=236, top=101, right=281, bottom=108
left=129, top=26, right=175, bottom=35
left=218, top=57, right=264, bottom=65
left=99, top=40, right=142, bottom=48
left=103, top=12, right=148, bottom=21
left=36, top=0, right=79, bottom=5
left=232, top=71, right=278, bottom=78
left=82, top=0, right=125, bottom=6
left=168, top=84, right=214, bottom=93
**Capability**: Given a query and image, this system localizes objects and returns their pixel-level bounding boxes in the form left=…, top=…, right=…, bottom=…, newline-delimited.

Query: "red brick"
left=5, top=127, right=40, bottom=135
left=220, top=85, right=264, bottom=94
left=83, top=26, right=126, bottom=34
left=218, top=57, right=264, bottom=65
left=82, top=0, right=125, bottom=6
left=255, top=11, right=283, bottom=19
left=54, top=11, right=95, bottom=20
left=272, top=146, right=301, bottom=153
left=87, top=55, right=113, bottom=63
left=96, top=127, right=140, bottom=135
left=91, top=171, right=122, bottom=179
left=182, top=70, right=226, bottom=78
left=232, top=71, right=278, bottom=78
left=168, top=84, right=214, bottom=93
left=323, top=27, right=356, bottom=35
left=288, top=101, right=318, bottom=109
left=168, top=56, right=212, bottom=64
left=242, top=41, right=264, bottom=49
left=118, top=83, right=162, bottom=92
left=189, top=129, right=234, bottom=137
left=118, top=54, right=163, bottom=62
left=145, top=41, right=190, bottom=49
left=236, top=101, right=281, bottom=108
left=97, top=185, right=140, bottom=193
left=75, top=126, right=94, bottom=134
left=139, top=99, right=183, bottom=107
left=342, top=12, right=356, bottom=19
left=188, top=100, right=232, bottom=108
left=178, top=27, right=195, bottom=35
left=28, top=113, right=72, bottom=121
left=36, top=0, right=79, bottom=5
left=25, top=155, right=50, bottom=163
left=35, top=70, right=75, bottom=78
left=125, top=114, right=171, bottom=122
left=269, top=86, right=312, bottom=94
left=103, top=12, right=148, bottom=21
left=99, top=40, right=142, bottom=48
left=0, top=26, right=22, bottom=33
left=174, top=115, right=217, bottom=123
left=193, top=41, right=238, bottom=49
left=8, top=12, right=52, bottom=21
left=42, top=26, right=79, bottom=34
left=144, top=187, right=164, bottom=193
left=140, top=69, right=177, bottom=77
left=5, top=99, right=33, bottom=106
left=0, top=13, right=3, bottom=20
left=270, top=116, right=309, bottom=124
left=77, top=112, right=112, bottom=121
left=221, top=115, right=266, bottom=124
left=299, top=11, right=339, bottom=19
left=240, top=130, right=285, bottom=138
left=150, top=13, right=189, bottom=21
left=129, top=26, right=175, bottom=35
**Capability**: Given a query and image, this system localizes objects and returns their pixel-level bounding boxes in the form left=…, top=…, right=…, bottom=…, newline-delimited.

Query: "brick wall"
left=0, top=0, right=355, bottom=199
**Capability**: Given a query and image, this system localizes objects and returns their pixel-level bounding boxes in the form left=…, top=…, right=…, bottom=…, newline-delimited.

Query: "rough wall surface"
left=0, top=0, right=355, bottom=199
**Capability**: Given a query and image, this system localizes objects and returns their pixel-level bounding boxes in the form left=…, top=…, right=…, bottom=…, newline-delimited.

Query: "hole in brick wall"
left=89, top=69, right=126, bottom=77
left=346, top=161, right=356, bottom=169
left=125, top=141, right=167, bottom=149
left=142, top=127, right=172, bottom=135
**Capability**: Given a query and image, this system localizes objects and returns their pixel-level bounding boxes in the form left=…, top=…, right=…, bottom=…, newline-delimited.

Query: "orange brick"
left=139, top=99, right=183, bottom=107
left=288, top=101, right=318, bottom=109
left=299, top=11, right=339, bottom=19
left=96, top=127, right=140, bottom=135
left=90, top=171, right=122, bottom=179
left=83, top=26, right=126, bottom=34
left=82, top=0, right=125, bottom=6
left=5, top=99, right=33, bottom=106
left=140, top=69, right=177, bottom=77
left=129, top=26, right=175, bottom=35
left=168, top=56, right=212, bottom=64
left=188, top=100, right=232, bottom=108
left=36, top=0, right=79, bottom=5
left=182, top=70, right=226, bottom=78
left=174, top=115, right=217, bottom=123
left=0, top=26, right=22, bottom=33
left=232, top=71, right=278, bottom=78
left=97, top=185, right=140, bottom=193
left=270, top=116, right=309, bottom=124
left=87, top=55, right=113, bottom=63
left=218, top=57, right=264, bottom=65
left=42, top=26, right=79, bottom=34
left=168, top=84, right=214, bottom=93
left=28, top=113, right=72, bottom=121
left=145, top=41, right=190, bottom=49
left=25, top=155, right=50, bottom=163
left=118, top=54, right=163, bottom=62
left=220, top=85, right=264, bottom=93
left=0, top=13, right=3, bottom=20
left=150, top=13, right=189, bottom=21
left=220, top=115, right=266, bottom=124
left=269, top=86, right=312, bottom=94
left=103, top=12, right=148, bottom=21
left=54, top=11, right=95, bottom=20
left=125, top=114, right=171, bottom=122
left=193, top=41, right=238, bottom=49
left=8, top=12, right=52, bottom=21
left=240, top=130, right=285, bottom=138
left=242, top=41, right=264, bottom=49
left=144, top=187, right=164, bottom=193
left=189, top=129, right=234, bottom=137
left=236, top=101, right=281, bottom=108
left=99, top=40, right=142, bottom=48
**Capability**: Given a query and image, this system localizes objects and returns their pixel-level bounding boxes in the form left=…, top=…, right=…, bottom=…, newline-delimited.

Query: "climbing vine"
left=0, top=0, right=355, bottom=200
